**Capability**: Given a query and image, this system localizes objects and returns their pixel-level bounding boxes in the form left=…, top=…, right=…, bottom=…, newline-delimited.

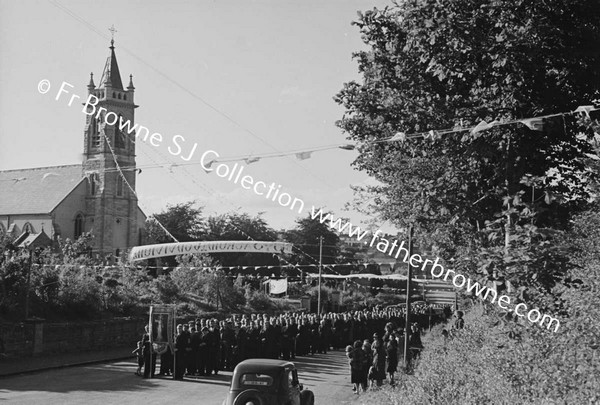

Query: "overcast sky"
left=0, top=0, right=396, bottom=232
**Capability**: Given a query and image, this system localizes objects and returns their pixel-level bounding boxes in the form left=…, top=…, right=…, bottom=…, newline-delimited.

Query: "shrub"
left=246, top=290, right=275, bottom=312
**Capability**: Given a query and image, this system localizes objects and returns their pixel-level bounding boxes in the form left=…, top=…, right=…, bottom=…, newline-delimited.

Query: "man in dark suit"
left=174, top=324, right=187, bottom=380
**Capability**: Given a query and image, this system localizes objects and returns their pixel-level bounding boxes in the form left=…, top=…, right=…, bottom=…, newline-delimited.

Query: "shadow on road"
left=0, top=359, right=232, bottom=395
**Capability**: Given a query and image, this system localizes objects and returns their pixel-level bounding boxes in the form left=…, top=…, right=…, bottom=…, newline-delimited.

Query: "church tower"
left=82, top=38, right=141, bottom=257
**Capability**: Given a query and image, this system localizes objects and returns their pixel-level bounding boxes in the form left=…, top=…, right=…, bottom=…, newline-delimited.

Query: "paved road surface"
left=0, top=350, right=362, bottom=404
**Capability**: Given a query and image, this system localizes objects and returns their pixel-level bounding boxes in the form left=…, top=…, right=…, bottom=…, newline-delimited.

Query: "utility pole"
left=318, top=236, right=323, bottom=315
left=403, top=225, right=414, bottom=370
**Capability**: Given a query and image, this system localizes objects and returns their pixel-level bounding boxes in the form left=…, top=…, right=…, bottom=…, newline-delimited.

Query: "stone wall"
left=0, top=317, right=146, bottom=358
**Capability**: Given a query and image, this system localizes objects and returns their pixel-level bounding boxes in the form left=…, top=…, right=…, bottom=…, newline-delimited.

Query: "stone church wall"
left=52, top=180, right=88, bottom=240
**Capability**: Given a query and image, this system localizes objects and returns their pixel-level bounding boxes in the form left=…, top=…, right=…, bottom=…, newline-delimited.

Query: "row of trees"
left=0, top=206, right=390, bottom=321
left=145, top=203, right=368, bottom=270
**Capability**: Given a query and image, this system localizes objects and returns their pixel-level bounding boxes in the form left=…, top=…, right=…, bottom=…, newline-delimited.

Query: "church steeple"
left=81, top=33, right=141, bottom=257
left=99, top=39, right=124, bottom=90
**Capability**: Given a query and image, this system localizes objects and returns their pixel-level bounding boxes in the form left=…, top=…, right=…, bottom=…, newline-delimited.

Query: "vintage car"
left=223, top=359, right=315, bottom=405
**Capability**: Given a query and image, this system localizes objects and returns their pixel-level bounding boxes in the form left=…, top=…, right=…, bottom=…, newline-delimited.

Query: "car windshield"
left=240, top=373, right=275, bottom=387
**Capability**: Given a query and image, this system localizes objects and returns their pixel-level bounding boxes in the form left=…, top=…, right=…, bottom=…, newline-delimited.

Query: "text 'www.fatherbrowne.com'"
left=308, top=207, right=561, bottom=333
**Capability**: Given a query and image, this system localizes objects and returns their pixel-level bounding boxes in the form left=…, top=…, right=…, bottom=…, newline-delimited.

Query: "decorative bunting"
left=471, top=120, right=500, bottom=134
left=575, top=105, right=595, bottom=118
left=389, top=132, right=407, bottom=143
left=295, top=151, right=312, bottom=160
left=244, top=157, right=261, bottom=164
left=520, top=118, right=545, bottom=131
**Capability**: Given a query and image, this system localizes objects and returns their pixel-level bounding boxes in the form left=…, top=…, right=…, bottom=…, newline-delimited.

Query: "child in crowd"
left=132, top=340, right=144, bottom=376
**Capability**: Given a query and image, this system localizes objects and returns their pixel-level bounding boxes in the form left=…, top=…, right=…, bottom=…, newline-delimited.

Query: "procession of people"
left=136, top=302, right=454, bottom=388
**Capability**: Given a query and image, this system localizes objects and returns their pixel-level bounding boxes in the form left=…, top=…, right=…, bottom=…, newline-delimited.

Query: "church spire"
left=98, top=36, right=124, bottom=90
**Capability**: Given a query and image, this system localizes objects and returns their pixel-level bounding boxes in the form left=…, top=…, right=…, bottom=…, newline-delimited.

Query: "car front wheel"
left=300, top=390, right=314, bottom=405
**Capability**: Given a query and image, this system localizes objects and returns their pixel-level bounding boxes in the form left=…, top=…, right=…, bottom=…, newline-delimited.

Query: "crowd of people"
left=135, top=304, right=456, bottom=386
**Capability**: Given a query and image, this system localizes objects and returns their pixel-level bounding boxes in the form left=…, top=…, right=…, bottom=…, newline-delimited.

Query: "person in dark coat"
left=297, top=319, right=310, bottom=356
left=348, top=340, right=368, bottom=394
left=235, top=321, right=248, bottom=365
left=386, top=338, right=399, bottom=385
left=221, top=321, right=236, bottom=371
left=371, top=339, right=386, bottom=387
left=309, top=319, right=320, bottom=355
left=174, top=324, right=187, bottom=380
left=287, top=317, right=298, bottom=359
left=333, top=315, right=345, bottom=350
left=206, top=320, right=220, bottom=375
left=247, top=321, right=260, bottom=359
left=198, top=326, right=210, bottom=375
left=189, top=324, right=201, bottom=375
left=280, top=319, right=291, bottom=360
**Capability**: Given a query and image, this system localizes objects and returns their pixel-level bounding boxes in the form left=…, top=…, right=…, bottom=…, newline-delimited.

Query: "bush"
left=246, top=290, right=275, bottom=312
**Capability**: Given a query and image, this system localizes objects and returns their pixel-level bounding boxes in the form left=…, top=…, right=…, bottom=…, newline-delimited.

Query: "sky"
left=0, top=0, right=396, bottom=233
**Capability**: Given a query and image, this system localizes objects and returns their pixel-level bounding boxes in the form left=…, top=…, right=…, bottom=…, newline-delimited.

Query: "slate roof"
left=0, top=164, right=84, bottom=215
left=16, top=230, right=53, bottom=249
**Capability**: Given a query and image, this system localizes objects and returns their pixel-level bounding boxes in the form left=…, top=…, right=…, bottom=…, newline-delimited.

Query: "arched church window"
left=74, top=214, right=84, bottom=239
left=118, top=93, right=121, bottom=100
left=23, top=222, right=34, bottom=233
left=112, top=92, right=116, bottom=98
left=124, top=94, right=127, bottom=101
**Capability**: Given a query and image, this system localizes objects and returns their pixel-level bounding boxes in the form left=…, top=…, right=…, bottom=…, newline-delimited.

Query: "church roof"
left=0, top=164, right=84, bottom=215
left=98, top=40, right=124, bottom=90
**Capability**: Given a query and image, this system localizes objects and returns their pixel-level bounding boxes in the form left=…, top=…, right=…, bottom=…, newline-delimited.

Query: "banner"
left=149, top=304, right=176, bottom=356
left=130, top=241, right=293, bottom=262
left=269, top=278, right=288, bottom=294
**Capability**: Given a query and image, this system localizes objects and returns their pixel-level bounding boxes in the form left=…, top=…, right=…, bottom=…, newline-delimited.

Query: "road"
left=0, top=350, right=361, bottom=405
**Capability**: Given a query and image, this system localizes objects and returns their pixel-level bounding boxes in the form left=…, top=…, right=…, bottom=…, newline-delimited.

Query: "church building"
left=0, top=40, right=146, bottom=258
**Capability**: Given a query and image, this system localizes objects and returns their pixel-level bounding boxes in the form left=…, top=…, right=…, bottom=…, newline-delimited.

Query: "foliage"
left=283, top=211, right=341, bottom=265
left=205, top=212, right=279, bottom=267
left=362, top=207, right=600, bottom=404
left=146, top=201, right=206, bottom=244
left=0, top=253, right=29, bottom=315
left=245, top=289, right=276, bottom=312
left=363, top=288, right=600, bottom=404
left=336, top=0, right=600, bottom=292
left=58, top=232, right=95, bottom=265
left=150, top=275, right=181, bottom=304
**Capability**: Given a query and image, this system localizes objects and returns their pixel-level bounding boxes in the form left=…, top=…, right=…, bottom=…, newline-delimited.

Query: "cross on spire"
left=109, top=24, right=117, bottom=46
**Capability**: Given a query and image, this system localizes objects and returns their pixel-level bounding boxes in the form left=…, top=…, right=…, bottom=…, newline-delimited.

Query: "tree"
left=205, top=212, right=280, bottom=268
left=146, top=201, right=206, bottom=244
left=335, top=0, right=600, bottom=311
left=283, top=212, right=341, bottom=266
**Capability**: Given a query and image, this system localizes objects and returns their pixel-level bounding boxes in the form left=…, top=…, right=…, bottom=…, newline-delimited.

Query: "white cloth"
left=269, top=278, right=288, bottom=294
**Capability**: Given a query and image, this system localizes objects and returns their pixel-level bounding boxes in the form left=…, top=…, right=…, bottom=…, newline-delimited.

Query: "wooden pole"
left=403, top=225, right=414, bottom=369
left=318, top=236, right=323, bottom=314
